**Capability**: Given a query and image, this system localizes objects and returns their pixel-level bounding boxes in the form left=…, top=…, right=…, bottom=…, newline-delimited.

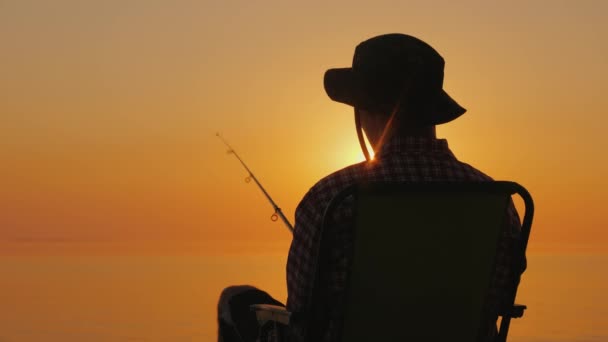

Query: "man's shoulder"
left=453, top=159, right=495, bottom=182
left=297, top=161, right=366, bottom=211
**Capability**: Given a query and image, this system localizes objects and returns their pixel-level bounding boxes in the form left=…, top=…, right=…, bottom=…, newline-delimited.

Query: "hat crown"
left=353, top=34, right=445, bottom=91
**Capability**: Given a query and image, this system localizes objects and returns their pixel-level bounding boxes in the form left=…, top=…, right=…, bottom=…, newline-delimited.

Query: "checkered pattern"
left=286, top=136, right=522, bottom=341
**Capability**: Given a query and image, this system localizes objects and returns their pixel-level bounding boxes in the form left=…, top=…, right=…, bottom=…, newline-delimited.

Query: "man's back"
left=286, top=136, right=522, bottom=340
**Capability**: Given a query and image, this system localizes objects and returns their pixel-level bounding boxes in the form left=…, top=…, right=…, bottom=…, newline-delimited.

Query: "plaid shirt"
left=286, top=136, right=522, bottom=341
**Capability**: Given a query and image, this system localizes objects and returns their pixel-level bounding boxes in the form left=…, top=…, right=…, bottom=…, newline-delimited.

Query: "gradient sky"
left=1, top=0, right=607, bottom=255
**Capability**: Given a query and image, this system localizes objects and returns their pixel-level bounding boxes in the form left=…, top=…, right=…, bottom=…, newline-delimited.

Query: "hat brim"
left=324, top=68, right=466, bottom=125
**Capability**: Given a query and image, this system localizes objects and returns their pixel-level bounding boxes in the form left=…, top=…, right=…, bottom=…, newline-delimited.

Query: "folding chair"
left=252, top=181, right=534, bottom=342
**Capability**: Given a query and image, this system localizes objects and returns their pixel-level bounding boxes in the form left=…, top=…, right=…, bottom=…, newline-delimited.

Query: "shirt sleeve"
left=507, top=200, right=526, bottom=273
left=286, top=187, right=323, bottom=314
left=491, top=199, right=524, bottom=311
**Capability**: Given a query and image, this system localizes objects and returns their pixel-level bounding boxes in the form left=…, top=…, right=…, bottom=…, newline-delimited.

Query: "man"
left=218, top=33, right=524, bottom=342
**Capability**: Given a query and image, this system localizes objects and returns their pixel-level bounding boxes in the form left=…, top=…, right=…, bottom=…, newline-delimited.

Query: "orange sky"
left=1, top=1, right=607, bottom=255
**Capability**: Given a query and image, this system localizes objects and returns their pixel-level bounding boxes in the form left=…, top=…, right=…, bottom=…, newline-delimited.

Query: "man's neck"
left=371, top=127, right=436, bottom=152
left=397, top=125, right=436, bottom=139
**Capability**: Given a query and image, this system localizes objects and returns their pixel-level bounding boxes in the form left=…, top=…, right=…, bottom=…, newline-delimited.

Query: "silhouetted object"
left=252, top=181, right=533, bottom=342
left=217, top=33, right=532, bottom=342
left=324, top=33, right=466, bottom=161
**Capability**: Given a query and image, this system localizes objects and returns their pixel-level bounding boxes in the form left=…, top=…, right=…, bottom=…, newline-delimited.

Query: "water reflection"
left=0, top=254, right=605, bottom=341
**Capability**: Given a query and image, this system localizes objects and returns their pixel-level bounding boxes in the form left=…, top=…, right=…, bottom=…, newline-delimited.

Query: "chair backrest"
left=311, top=181, right=533, bottom=342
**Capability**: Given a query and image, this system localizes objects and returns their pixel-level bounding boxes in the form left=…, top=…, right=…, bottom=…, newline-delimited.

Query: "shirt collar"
left=374, top=136, right=455, bottom=158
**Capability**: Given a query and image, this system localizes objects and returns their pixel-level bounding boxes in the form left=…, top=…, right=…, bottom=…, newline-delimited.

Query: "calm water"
left=1, top=254, right=606, bottom=341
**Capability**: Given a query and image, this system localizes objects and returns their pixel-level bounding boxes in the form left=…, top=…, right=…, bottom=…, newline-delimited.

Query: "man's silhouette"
left=217, top=33, right=523, bottom=342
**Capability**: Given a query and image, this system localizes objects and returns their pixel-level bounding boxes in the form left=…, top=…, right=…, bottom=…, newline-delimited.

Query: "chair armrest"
left=250, top=304, right=291, bottom=325
left=499, top=304, right=526, bottom=318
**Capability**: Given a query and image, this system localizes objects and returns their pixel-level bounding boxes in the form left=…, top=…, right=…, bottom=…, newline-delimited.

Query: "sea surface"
left=1, top=254, right=606, bottom=341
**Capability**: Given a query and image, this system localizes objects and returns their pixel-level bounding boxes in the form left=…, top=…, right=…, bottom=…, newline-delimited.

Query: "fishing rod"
left=216, top=133, right=294, bottom=233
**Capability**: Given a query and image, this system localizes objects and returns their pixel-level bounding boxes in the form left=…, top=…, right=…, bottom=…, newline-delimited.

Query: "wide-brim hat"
left=324, top=33, right=466, bottom=125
